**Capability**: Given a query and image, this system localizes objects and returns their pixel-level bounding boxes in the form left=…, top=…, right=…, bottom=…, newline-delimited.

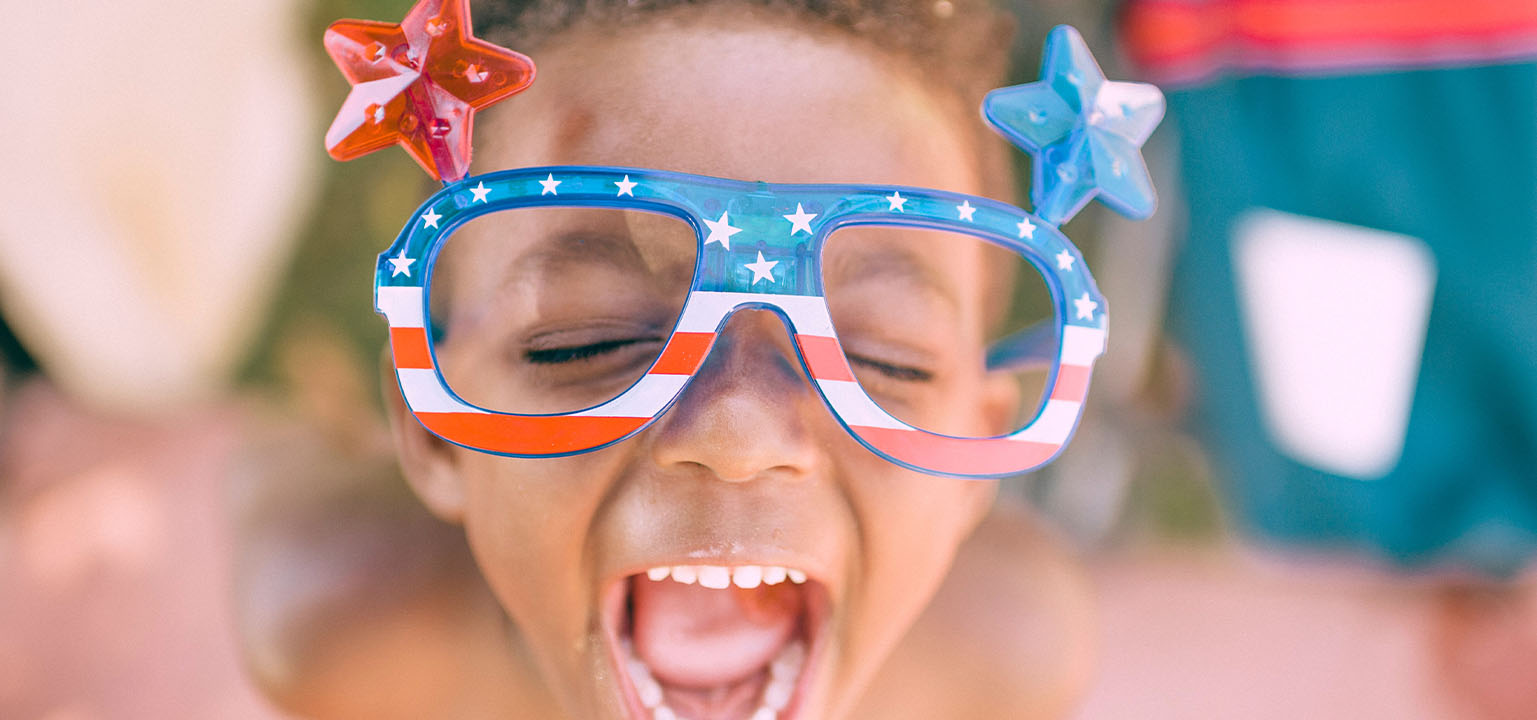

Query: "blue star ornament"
left=983, top=25, right=1166, bottom=225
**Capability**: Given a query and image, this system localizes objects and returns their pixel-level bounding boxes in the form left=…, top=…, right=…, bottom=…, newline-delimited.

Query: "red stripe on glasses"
left=853, top=426, right=1059, bottom=476
left=1050, top=364, right=1093, bottom=402
left=796, top=335, right=855, bottom=382
left=650, top=332, right=715, bottom=375
left=415, top=412, right=649, bottom=454
left=391, top=327, right=434, bottom=369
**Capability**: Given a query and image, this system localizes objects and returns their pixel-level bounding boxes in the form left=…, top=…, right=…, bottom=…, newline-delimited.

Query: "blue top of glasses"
left=378, top=165, right=1104, bottom=331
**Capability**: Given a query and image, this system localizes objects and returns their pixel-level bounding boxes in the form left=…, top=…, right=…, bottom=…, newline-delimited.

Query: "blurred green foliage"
left=238, top=0, right=429, bottom=405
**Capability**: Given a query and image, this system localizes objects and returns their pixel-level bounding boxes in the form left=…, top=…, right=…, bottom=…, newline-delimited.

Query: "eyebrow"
left=454, top=224, right=660, bottom=301
left=823, top=244, right=960, bottom=311
left=440, top=227, right=667, bottom=327
left=518, top=231, right=650, bottom=275
left=439, top=227, right=652, bottom=317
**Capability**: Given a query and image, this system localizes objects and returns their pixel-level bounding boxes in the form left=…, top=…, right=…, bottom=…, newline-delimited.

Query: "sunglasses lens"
left=427, top=206, right=697, bottom=414
left=822, top=224, right=1057, bottom=438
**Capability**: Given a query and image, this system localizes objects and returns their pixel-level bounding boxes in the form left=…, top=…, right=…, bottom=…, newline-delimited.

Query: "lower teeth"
left=623, top=637, right=806, bottom=720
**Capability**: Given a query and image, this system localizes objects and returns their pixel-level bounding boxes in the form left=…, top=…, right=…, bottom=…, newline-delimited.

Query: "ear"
left=980, top=369, right=1025, bottom=438
left=381, top=350, right=466, bottom=524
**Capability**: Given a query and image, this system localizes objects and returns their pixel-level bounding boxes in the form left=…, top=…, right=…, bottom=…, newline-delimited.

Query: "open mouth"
left=602, top=564, right=830, bottom=720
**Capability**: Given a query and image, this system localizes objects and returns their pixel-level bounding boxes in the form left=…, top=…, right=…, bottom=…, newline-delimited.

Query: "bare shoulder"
left=851, top=497, right=1097, bottom=720
left=228, top=423, right=540, bottom=718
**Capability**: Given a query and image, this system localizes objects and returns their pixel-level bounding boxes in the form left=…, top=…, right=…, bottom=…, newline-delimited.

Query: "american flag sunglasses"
left=377, top=166, right=1108, bottom=478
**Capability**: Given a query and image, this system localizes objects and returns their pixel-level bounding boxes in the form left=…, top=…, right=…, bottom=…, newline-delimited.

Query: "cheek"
left=859, top=474, right=991, bottom=592
left=931, top=367, right=998, bottom=436
left=841, top=465, right=993, bottom=661
left=456, top=452, right=611, bottom=635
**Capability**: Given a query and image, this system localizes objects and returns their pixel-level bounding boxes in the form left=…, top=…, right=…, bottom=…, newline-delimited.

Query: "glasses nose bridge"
left=719, top=298, right=795, bottom=329
left=710, top=300, right=808, bottom=369
left=693, top=293, right=858, bottom=396
left=676, top=293, right=839, bottom=393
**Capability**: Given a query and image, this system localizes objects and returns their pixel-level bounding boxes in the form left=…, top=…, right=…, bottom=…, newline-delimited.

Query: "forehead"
left=474, top=10, right=985, bottom=193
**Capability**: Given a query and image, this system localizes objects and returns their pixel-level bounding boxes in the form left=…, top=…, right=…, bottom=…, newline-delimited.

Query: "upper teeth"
left=644, top=564, right=807, bottom=589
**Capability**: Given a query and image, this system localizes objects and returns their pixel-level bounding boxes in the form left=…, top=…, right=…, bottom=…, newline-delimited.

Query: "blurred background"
left=0, top=0, right=1532, bottom=718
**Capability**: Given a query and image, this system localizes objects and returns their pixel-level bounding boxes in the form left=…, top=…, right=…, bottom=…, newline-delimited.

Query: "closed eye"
left=524, top=337, right=663, bottom=364
left=845, top=352, right=933, bottom=382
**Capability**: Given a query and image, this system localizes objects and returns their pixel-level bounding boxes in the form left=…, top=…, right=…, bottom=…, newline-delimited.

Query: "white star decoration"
left=956, top=200, right=976, bottom=222
left=745, top=251, right=778, bottom=285
left=703, top=211, right=742, bottom=250
left=783, top=203, right=817, bottom=235
left=420, top=207, right=442, bottom=229
left=539, top=174, right=561, bottom=195
left=614, top=175, right=637, bottom=197
left=1017, top=217, right=1037, bottom=239
left=388, top=247, right=415, bottom=277
left=1056, top=250, right=1075, bottom=271
left=470, top=182, right=492, bottom=203
left=886, top=191, right=907, bottom=212
left=1074, top=292, right=1098, bottom=320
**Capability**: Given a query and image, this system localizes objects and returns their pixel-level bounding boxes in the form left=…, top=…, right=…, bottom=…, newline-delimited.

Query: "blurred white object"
left=1233, top=209, right=1437, bottom=479
left=0, top=0, right=314, bottom=412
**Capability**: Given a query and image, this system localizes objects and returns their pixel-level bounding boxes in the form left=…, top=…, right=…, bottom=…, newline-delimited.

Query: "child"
left=240, top=0, right=1111, bottom=717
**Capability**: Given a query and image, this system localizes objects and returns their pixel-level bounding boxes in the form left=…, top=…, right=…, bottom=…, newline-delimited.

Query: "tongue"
left=631, top=575, right=803, bottom=689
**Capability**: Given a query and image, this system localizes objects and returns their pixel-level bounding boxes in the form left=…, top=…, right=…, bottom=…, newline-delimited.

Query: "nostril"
left=672, top=459, right=777, bottom=484
left=715, top=464, right=804, bottom=484
left=647, top=369, right=822, bottom=481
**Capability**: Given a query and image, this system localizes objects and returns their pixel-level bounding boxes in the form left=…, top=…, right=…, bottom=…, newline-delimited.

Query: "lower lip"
left=600, top=576, right=831, bottom=720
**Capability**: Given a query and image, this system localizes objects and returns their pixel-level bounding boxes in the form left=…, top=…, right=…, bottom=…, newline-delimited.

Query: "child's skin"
left=241, top=6, right=1094, bottom=720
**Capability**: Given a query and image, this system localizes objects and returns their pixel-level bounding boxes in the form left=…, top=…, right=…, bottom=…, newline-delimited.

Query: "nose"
left=647, top=308, right=824, bottom=483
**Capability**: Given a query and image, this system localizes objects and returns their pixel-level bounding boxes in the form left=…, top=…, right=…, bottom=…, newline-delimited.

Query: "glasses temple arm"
left=985, top=319, right=1058, bottom=372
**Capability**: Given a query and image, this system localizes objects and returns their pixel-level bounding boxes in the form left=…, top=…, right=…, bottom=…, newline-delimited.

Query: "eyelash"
left=845, top=352, right=934, bottom=383
left=523, top=339, right=932, bottom=384
left=524, top=337, right=662, bottom=364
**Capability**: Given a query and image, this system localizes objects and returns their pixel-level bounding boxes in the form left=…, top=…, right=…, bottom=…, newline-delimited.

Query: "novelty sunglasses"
left=379, top=166, right=1108, bottom=477
left=326, top=0, right=1165, bottom=478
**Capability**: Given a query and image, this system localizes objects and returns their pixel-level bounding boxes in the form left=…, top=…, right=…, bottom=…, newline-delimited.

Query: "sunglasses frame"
left=378, top=165, right=1107, bottom=478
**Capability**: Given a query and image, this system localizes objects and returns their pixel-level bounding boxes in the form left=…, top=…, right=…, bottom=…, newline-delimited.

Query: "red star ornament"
left=323, top=0, right=535, bottom=182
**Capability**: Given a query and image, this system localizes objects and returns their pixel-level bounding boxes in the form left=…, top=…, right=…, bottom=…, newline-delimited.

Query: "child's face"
left=394, top=10, right=1010, bottom=720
